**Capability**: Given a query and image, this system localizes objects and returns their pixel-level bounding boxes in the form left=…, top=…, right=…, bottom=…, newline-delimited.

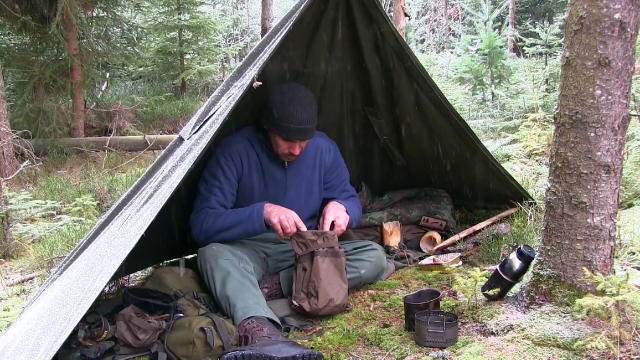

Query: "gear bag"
left=143, top=266, right=217, bottom=317
left=141, top=266, right=236, bottom=359
left=290, top=230, right=349, bottom=316
left=122, top=287, right=180, bottom=316
left=164, top=312, right=235, bottom=360
left=114, top=305, right=170, bottom=348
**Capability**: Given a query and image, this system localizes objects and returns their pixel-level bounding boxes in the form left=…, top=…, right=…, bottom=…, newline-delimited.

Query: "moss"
left=448, top=336, right=476, bottom=353
left=413, top=269, right=455, bottom=288
left=524, top=270, right=586, bottom=308
left=457, top=342, right=487, bottom=360
left=304, top=317, right=360, bottom=355
left=522, top=333, right=584, bottom=353
left=364, top=279, right=403, bottom=290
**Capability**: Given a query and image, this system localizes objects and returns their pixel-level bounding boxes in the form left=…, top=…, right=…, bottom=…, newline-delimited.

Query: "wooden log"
left=14, top=135, right=178, bottom=155
left=382, top=221, right=402, bottom=254
left=430, top=208, right=519, bottom=254
left=6, top=272, right=42, bottom=287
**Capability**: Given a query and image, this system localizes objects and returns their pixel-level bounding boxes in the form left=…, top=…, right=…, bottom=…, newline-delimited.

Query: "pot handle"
left=426, top=313, right=446, bottom=335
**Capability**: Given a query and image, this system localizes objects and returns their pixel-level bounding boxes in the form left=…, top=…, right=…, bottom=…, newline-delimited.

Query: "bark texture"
left=394, top=0, right=406, bottom=40
left=508, top=0, right=516, bottom=55
left=0, top=66, right=18, bottom=179
left=261, top=0, right=273, bottom=38
left=63, top=5, right=85, bottom=138
left=443, top=0, right=449, bottom=50
left=534, top=0, right=640, bottom=293
left=0, top=65, right=16, bottom=258
left=177, top=0, right=187, bottom=97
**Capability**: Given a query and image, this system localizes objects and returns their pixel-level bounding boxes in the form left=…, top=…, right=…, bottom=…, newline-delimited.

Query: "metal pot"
left=403, top=289, right=441, bottom=332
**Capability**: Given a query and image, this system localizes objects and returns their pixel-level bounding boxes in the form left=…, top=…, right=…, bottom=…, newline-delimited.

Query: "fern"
left=2, top=190, right=98, bottom=243
left=572, top=268, right=640, bottom=355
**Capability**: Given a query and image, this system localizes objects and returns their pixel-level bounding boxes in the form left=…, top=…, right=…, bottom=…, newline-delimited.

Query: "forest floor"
left=0, top=152, right=639, bottom=360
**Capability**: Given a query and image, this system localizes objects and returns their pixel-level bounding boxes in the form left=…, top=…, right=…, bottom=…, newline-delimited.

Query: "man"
left=190, top=82, right=387, bottom=360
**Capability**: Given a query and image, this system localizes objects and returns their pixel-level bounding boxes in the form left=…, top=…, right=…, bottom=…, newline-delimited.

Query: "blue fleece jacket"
left=190, top=125, right=362, bottom=246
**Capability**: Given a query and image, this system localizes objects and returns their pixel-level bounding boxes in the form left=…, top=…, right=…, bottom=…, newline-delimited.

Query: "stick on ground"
left=430, top=208, right=519, bottom=254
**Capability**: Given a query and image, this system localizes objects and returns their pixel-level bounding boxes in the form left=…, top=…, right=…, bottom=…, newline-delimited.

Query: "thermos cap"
left=516, top=245, right=536, bottom=265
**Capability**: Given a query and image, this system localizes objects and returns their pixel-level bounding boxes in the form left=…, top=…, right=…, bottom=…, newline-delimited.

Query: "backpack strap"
left=100, top=345, right=152, bottom=360
left=280, top=316, right=313, bottom=334
left=201, top=327, right=218, bottom=348
left=204, top=312, right=233, bottom=351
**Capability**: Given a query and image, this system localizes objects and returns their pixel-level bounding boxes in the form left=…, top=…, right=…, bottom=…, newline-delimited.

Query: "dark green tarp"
left=0, top=0, right=531, bottom=359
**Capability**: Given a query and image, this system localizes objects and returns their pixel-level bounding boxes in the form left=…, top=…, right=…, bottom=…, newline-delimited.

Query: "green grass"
left=29, top=222, right=97, bottom=273
left=6, top=151, right=155, bottom=271
left=454, top=202, right=544, bottom=268
left=134, top=93, right=203, bottom=133
left=617, top=206, right=640, bottom=268
left=0, top=284, right=30, bottom=333
left=22, top=152, right=153, bottom=212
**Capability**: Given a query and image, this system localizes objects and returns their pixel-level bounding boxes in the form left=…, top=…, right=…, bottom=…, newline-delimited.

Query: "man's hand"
left=264, top=203, right=307, bottom=239
left=319, top=201, right=350, bottom=236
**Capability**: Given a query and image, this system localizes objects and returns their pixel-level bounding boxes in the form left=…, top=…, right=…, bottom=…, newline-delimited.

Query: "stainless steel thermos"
left=481, top=245, right=536, bottom=300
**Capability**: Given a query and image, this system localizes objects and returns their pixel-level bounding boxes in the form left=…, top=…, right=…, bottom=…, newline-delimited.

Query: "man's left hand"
left=320, top=201, right=350, bottom=236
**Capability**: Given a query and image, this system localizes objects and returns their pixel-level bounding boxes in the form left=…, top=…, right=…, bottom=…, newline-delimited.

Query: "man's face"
left=267, top=131, right=310, bottom=162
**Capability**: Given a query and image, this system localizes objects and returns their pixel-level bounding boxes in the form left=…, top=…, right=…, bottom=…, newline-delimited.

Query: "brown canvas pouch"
left=290, top=230, right=349, bottom=316
left=114, top=305, right=170, bottom=348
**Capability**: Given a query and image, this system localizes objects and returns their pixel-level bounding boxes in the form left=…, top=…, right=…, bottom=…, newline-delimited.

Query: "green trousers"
left=197, top=233, right=387, bottom=327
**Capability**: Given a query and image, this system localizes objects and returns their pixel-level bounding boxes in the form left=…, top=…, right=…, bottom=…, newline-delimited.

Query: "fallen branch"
left=6, top=271, right=42, bottom=287
left=443, top=223, right=512, bottom=254
left=14, top=135, right=178, bottom=155
left=430, top=208, right=519, bottom=254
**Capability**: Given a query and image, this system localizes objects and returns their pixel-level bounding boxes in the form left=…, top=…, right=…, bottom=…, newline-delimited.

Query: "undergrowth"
left=421, top=52, right=640, bottom=209
left=2, top=151, right=155, bottom=272
left=572, top=268, right=640, bottom=356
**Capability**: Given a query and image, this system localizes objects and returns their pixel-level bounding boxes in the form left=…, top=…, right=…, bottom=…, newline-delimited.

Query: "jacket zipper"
left=284, top=161, right=288, bottom=202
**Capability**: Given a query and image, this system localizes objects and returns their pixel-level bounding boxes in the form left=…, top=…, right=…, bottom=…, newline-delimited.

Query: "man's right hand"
left=263, top=203, right=307, bottom=239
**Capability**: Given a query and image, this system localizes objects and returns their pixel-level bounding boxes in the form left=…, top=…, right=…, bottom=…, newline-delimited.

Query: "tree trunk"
left=0, top=65, right=16, bottom=259
left=177, top=0, right=186, bottom=97
left=508, top=0, right=516, bottom=55
left=0, top=65, right=17, bottom=180
left=221, top=58, right=227, bottom=81
left=531, top=0, right=640, bottom=294
left=261, top=0, right=273, bottom=38
left=443, top=0, right=449, bottom=50
left=63, top=5, right=85, bottom=138
left=394, top=0, right=406, bottom=40
left=0, top=178, right=9, bottom=258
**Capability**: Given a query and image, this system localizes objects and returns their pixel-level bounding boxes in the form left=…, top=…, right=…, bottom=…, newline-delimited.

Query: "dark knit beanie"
left=262, top=82, right=318, bottom=141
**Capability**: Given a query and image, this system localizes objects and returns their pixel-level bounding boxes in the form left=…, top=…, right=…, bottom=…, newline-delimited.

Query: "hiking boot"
left=220, top=316, right=323, bottom=360
left=259, top=275, right=284, bottom=301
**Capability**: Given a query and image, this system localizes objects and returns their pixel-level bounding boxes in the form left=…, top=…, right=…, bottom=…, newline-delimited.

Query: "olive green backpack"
left=164, top=312, right=235, bottom=360
left=142, top=266, right=237, bottom=360
left=143, top=266, right=218, bottom=318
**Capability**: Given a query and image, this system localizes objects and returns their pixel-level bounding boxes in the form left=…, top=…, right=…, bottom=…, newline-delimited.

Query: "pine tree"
left=456, top=0, right=512, bottom=101
left=141, top=0, right=236, bottom=97
left=529, top=0, right=640, bottom=294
